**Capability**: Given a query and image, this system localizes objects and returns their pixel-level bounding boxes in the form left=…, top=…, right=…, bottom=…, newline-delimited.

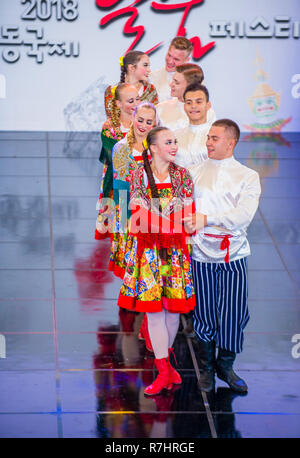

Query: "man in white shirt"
left=175, top=83, right=213, bottom=169
left=156, top=64, right=216, bottom=131
left=150, top=36, right=193, bottom=102
left=184, top=119, right=261, bottom=394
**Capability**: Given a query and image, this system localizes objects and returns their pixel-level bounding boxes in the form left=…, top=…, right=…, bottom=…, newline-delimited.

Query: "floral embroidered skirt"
left=108, top=206, right=132, bottom=279
left=117, top=238, right=196, bottom=313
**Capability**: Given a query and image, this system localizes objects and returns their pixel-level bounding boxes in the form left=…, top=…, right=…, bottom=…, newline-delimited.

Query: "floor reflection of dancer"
left=156, top=64, right=216, bottom=131
left=184, top=119, right=261, bottom=393
left=150, top=36, right=193, bottom=102
left=105, top=51, right=158, bottom=118
left=93, top=325, right=148, bottom=438
left=110, top=102, right=160, bottom=352
left=117, top=127, right=196, bottom=396
left=96, top=83, right=140, bottom=239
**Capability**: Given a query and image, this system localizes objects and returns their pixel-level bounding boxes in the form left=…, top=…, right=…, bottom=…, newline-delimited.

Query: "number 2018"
left=21, top=0, right=79, bottom=21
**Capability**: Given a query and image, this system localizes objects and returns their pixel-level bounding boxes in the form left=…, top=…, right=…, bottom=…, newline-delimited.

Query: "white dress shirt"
left=157, top=98, right=216, bottom=131
left=189, top=156, right=261, bottom=263
left=174, top=122, right=211, bottom=169
left=150, top=67, right=174, bottom=102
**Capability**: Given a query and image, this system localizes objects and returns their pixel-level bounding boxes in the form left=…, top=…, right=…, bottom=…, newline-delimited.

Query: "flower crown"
left=119, top=56, right=124, bottom=67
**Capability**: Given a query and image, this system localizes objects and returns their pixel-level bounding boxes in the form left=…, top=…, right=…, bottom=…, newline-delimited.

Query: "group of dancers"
left=95, top=36, right=261, bottom=396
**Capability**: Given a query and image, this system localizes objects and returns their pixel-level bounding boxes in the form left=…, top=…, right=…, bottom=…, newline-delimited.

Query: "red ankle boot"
left=167, top=348, right=182, bottom=389
left=144, top=357, right=170, bottom=396
left=138, top=313, right=153, bottom=352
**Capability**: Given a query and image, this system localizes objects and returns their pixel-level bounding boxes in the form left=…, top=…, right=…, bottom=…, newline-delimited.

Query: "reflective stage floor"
left=0, top=131, right=299, bottom=438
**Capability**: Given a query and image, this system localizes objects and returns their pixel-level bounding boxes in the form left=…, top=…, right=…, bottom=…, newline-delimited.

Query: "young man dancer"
left=156, top=64, right=216, bottom=131
left=175, top=83, right=213, bottom=168
left=150, top=36, right=193, bottom=102
left=184, top=119, right=261, bottom=393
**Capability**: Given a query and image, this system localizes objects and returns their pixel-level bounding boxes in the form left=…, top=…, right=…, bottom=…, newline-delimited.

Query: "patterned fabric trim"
left=118, top=294, right=196, bottom=313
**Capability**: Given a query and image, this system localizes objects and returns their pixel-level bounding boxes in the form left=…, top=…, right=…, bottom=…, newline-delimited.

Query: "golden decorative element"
left=111, top=85, right=117, bottom=98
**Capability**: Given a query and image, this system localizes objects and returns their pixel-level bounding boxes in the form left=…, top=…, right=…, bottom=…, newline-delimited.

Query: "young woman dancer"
left=110, top=102, right=160, bottom=352
left=96, top=83, right=140, bottom=239
left=104, top=51, right=158, bottom=118
left=117, top=126, right=196, bottom=395
left=109, top=101, right=159, bottom=275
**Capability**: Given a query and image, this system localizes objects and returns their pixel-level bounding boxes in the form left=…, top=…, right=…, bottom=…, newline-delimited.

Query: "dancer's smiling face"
left=150, top=129, right=178, bottom=163
left=133, top=106, right=156, bottom=139
left=170, top=71, right=187, bottom=99
left=116, top=86, right=140, bottom=116
left=184, top=89, right=211, bottom=124
left=165, top=45, right=189, bottom=73
left=134, top=54, right=151, bottom=83
left=206, top=126, right=235, bottom=160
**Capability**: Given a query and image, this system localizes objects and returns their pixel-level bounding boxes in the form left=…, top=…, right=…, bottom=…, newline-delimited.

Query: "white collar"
left=177, top=99, right=186, bottom=114
left=189, top=122, right=210, bottom=132
left=208, top=156, right=235, bottom=167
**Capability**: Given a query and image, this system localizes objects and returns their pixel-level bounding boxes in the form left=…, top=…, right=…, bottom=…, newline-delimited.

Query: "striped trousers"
left=192, top=257, right=249, bottom=353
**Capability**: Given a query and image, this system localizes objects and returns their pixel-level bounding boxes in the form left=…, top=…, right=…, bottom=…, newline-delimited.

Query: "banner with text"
left=0, top=0, right=299, bottom=131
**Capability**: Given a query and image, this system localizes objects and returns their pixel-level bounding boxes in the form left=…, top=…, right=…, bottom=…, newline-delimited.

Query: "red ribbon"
left=204, top=233, right=232, bottom=263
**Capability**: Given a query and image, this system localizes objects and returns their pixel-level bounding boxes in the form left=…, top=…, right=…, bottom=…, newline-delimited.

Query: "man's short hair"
left=212, top=119, right=240, bottom=144
left=183, top=83, right=209, bottom=102
left=176, top=63, right=204, bottom=85
left=170, top=37, right=193, bottom=55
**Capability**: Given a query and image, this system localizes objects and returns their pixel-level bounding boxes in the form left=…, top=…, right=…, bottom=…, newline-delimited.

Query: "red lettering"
left=187, top=36, right=215, bottom=59
left=100, top=6, right=144, bottom=53
left=97, top=0, right=215, bottom=59
left=151, top=0, right=215, bottom=59
left=99, top=1, right=162, bottom=54
left=96, top=0, right=121, bottom=8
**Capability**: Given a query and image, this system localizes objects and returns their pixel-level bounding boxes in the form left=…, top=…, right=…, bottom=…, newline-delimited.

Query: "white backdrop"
left=0, top=0, right=299, bottom=132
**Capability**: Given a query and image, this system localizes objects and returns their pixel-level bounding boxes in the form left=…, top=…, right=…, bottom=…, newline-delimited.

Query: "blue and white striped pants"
left=192, top=257, right=249, bottom=353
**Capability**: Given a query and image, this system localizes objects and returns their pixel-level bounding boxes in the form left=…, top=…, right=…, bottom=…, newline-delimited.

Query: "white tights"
left=146, top=310, right=180, bottom=359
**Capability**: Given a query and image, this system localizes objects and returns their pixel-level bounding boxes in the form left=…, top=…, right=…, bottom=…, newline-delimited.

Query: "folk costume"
left=157, top=98, right=216, bottom=131
left=117, top=161, right=196, bottom=314
left=174, top=121, right=212, bottom=169
left=104, top=82, right=158, bottom=119
left=117, top=160, right=196, bottom=396
left=150, top=67, right=174, bottom=103
left=189, top=156, right=261, bottom=392
left=108, top=136, right=154, bottom=278
left=95, top=118, right=128, bottom=240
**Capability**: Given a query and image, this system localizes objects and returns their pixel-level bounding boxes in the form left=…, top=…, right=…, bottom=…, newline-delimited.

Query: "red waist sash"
left=203, top=233, right=233, bottom=263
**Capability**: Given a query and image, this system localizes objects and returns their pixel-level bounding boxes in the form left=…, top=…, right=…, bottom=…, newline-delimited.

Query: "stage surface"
left=0, top=131, right=299, bottom=438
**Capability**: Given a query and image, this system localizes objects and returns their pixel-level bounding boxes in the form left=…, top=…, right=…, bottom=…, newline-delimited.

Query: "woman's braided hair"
left=120, top=50, right=145, bottom=82
left=127, top=123, right=135, bottom=151
left=142, top=126, right=172, bottom=261
left=110, top=83, right=133, bottom=130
